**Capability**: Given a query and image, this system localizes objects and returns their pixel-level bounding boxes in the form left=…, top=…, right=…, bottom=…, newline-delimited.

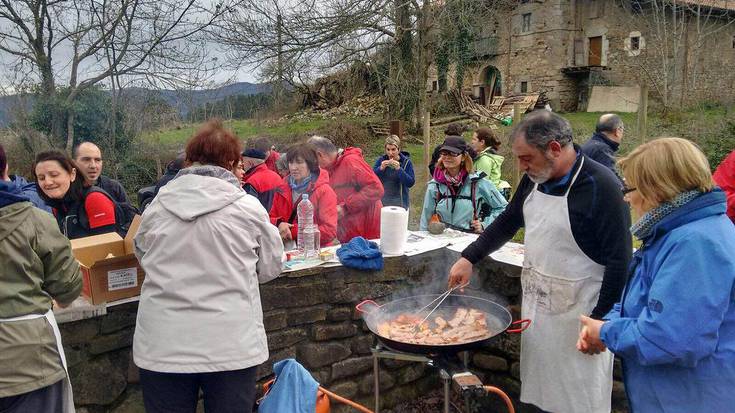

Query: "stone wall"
left=60, top=248, right=629, bottom=413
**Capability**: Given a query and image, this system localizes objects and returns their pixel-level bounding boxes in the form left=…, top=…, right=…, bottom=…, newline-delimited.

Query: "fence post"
left=513, top=103, right=522, bottom=190
left=637, top=85, right=648, bottom=143
left=423, top=111, right=431, bottom=180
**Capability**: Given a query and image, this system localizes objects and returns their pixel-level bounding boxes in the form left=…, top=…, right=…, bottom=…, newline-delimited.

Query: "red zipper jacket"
left=326, top=147, right=384, bottom=242
left=713, top=149, right=735, bottom=223
left=265, top=151, right=281, bottom=173
left=269, top=168, right=338, bottom=246
left=243, top=163, right=282, bottom=211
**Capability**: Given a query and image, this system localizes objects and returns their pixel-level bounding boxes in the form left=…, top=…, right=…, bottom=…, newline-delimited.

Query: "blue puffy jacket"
left=4, top=175, right=51, bottom=212
left=373, top=151, right=415, bottom=209
left=600, top=189, right=735, bottom=413
left=419, top=172, right=507, bottom=232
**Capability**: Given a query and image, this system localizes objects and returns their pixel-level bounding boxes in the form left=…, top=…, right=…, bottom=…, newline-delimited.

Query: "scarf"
left=631, top=189, right=701, bottom=240
left=433, top=167, right=467, bottom=195
left=288, top=173, right=315, bottom=194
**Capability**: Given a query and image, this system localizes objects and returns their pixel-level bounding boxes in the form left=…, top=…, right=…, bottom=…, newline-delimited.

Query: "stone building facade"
left=428, top=0, right=735, bottom=111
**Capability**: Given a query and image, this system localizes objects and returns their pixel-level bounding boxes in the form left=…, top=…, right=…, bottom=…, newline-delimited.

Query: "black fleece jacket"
left=461, top=151, right=632, bottom=319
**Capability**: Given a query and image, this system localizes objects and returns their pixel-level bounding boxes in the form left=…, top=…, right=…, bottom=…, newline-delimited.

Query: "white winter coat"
left=132, top=165, right=283, bottom=373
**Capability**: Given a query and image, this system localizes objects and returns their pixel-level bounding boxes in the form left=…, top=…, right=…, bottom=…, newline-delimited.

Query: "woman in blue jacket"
left=578, top=137, right=735, bottom=413
left=419, top=136, right=507, bottom=233
left=373, top=135, right=415, bottom=209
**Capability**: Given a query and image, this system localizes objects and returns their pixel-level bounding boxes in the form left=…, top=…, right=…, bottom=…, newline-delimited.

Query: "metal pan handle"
left=355, top=300, right=380, bottom=314
left=506, top=318, right=531, bottom=333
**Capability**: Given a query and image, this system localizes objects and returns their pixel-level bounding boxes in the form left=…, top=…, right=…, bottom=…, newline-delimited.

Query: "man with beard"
left=448, top=110, right=631, bottom=413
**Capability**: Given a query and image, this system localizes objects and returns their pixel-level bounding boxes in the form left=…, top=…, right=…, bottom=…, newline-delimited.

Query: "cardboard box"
left=70, top=216, right=144, bottom=305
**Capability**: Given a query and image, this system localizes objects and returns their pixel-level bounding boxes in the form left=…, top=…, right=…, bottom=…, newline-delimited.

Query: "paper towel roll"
left=380, top=206, right=409, bottom=255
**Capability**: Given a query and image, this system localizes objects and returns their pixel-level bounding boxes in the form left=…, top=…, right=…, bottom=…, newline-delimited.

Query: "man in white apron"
left=0, top=169, right=82, bottom=413
left=448, top=111, right=632, bottom=413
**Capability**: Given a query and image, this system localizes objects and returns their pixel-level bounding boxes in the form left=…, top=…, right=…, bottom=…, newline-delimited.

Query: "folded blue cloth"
left=259, top=358, right=319, bottom=413
left=336, top=236, right=384, bottom=271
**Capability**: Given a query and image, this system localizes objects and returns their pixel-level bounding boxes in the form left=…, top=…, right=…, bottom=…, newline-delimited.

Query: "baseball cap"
left=439, top=136, right=468, bottom=154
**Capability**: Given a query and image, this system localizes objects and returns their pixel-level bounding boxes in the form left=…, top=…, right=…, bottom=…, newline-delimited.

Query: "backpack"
left=54, top=186, right=127, bottom=239
left=431, top=173, right=491, bottom=232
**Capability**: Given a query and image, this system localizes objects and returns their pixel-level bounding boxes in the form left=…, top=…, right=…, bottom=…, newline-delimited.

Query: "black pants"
left=0, top=380, right=64, bottom=413
left=139, top=366, right=258, bottom=413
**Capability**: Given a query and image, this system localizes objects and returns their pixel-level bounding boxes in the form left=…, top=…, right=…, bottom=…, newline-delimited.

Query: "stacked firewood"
left=281, top=95, right=386, bottom=121
left=450, top=90, right=506, bottom=124
left=451, top=90, right=549, bottom=125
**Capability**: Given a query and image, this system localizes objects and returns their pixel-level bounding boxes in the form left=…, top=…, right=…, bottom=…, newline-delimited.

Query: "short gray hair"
left=595, top=114, right=623, bottom=134
left=307, top=135, right=338, bottom=154
left=509, top=110, right=574, bottom=151
left=275, top=153, right=288, bottom=171
left=242, top=157, right=265, bottom=166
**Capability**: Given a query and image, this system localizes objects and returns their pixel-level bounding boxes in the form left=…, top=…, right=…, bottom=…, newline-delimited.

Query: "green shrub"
left=325, top=121, right=375, bottom=149
left=701, top=120, right=735, bottom=170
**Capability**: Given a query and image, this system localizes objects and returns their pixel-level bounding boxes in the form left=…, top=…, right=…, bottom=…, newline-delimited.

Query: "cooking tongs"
left=414, top=281, right=470, bottom=329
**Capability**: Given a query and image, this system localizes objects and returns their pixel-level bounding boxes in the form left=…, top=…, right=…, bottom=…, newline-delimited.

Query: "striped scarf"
left=631, top=190, right=701, bottom=240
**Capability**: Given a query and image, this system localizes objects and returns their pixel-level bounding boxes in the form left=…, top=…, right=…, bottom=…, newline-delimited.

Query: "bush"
left=324, top=121, right=375, bottom=149
left=0, top=128, right=53, bottom=178
left=701, top=120, right=735, bottom=171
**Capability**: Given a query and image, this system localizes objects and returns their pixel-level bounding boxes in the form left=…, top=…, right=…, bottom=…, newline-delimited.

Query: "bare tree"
left=615, top=0, right=735, bottom=108
left=215, top=0, right=509, bottom=132
left=0, top=0, right=235, bottom=151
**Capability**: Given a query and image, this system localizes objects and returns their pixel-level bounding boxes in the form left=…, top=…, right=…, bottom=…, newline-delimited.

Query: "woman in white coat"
left=133, top=120, right=283, bottom=413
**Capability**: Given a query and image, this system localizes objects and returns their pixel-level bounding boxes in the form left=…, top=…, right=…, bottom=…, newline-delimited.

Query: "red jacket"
left=265, top=151, right=281, bottom=173
left=269, top=168, right=338, bottom=246
left=326, top=147, right=384, bottom=242
left=243, top=163, right=282, bottom=210
left=714, top=149, right=735, bottom=223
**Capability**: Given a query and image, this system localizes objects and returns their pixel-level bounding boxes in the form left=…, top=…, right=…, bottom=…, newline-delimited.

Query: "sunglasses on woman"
left=439, top=151, right=461, bottom=158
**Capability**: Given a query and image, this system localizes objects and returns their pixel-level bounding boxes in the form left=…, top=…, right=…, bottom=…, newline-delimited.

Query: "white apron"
left=519, top=158, right=613, bottom=413
left=0, top=310, right=75, bottom=413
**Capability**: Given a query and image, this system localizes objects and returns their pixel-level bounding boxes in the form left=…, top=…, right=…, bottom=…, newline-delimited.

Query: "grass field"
left=146, top=118, right=335, bottom=145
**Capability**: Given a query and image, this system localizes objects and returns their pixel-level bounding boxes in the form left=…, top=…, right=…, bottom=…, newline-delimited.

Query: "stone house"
left=428, top=0, right=735, bottom=111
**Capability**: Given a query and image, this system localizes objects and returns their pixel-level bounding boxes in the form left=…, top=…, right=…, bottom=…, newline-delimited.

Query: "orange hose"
left=483, top=386, right=515, bottom=413
left=319, top=386, right=374, bottom=413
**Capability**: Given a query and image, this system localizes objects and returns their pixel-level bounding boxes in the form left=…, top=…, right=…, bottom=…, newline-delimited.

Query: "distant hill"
left=0, top=82, right=271, bottom=127
left=124, top=82, right=271, bottom=118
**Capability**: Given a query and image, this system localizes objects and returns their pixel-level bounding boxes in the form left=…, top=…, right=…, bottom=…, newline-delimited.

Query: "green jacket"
left=474, top=148, right=510, bottom=190
left=0, top=201, right=82, bottom=397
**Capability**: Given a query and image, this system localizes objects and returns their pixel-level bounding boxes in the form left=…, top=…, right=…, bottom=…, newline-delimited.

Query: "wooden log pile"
left=451, top=90, right=549, bottom=125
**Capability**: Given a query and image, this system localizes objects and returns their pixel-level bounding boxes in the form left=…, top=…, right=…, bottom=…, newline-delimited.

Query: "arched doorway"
left=478, top=65, right=502, bottom=106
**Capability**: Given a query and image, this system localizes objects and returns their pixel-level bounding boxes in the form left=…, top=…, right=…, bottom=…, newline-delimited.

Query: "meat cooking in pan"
left=376, top=307, right=492, bottom=345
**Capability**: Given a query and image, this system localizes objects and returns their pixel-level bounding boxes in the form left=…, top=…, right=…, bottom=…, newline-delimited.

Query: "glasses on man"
left=439, top=151, right=461, bottom=158
left=622, top=185, right=637, bottom=195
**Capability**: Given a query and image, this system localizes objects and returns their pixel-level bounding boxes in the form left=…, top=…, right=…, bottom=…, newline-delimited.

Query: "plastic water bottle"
left=303, top=225, right=320, bottom=259
left=297, top=194, right=315, bottom=256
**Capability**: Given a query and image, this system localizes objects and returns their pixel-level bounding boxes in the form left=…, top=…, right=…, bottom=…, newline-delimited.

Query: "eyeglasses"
left=622, top=186, right=637, bottom=195
left=439, top=151, right=461, bottom=158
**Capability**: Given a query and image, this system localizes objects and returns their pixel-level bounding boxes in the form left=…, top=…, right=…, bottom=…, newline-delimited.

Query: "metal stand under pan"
left=371, top=343, right=474, bottom=413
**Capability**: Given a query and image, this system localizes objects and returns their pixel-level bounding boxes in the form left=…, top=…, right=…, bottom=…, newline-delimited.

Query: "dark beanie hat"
left=242, top=148, right=267, bottom=159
